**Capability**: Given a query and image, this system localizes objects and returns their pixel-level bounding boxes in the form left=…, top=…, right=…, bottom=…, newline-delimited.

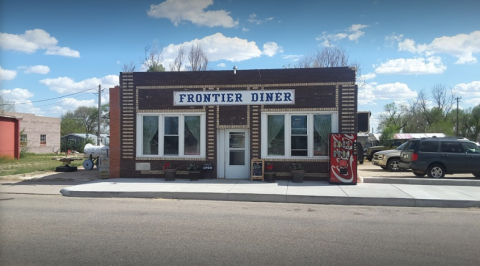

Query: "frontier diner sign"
left=173, top=90, right=295, bottom=106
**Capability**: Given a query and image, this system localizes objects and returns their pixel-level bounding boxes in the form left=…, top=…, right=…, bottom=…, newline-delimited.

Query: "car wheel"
left=358, top=159, right=364, bottom=164
left=387, top=158, right=401, bottom=172
left=413, top=171, right=425, bottom=177
left=427, top=164, right=445, bottom=179
left=366, top=154, right=372, bottom=161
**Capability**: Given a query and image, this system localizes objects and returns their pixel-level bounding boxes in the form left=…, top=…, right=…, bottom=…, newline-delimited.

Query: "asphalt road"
left=1, top=194, right=480, bottom=266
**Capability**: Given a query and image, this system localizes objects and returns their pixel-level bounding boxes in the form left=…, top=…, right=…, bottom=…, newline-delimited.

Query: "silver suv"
left=372, top=142, right=408, bottom=172
left=399, top=138, right=480, bottom=178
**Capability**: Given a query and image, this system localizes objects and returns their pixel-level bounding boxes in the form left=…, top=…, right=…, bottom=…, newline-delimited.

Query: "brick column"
left=109, top=86, right=120, bottom=178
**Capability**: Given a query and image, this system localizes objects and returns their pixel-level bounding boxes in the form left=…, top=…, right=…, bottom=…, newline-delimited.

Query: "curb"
left=59, top=188, right=480, bottom=208
left=363, top=177, right=480, bottom=186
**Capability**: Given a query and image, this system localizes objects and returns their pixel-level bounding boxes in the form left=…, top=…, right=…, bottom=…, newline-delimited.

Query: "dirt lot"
left=358, top=160, right=477, bottom=179
left=0, top=166, right=100, bottom=182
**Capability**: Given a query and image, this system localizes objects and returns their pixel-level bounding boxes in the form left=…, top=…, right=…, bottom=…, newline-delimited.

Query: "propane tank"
left=84, top=143, right=109, bottom=159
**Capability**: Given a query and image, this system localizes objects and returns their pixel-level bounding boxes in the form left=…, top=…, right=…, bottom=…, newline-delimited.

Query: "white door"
left=221, top=129, right=249, bottom=179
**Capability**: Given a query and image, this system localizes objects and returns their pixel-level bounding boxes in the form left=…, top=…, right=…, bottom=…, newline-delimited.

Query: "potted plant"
left=291, top=163, right=305, bottom=183
left=188, top=163, right=201, bottom=181
left=163, top=163, right=177, bottom=181
left=264, top=163, right=276, bottom=183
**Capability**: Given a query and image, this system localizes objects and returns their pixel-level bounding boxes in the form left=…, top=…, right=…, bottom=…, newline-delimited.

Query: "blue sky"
left=1, top=0, right=479, bottom=133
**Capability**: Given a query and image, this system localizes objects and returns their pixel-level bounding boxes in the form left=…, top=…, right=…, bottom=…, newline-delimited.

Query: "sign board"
left=174, top=90, right=295, bottom=106
left=329, top=133, right=357, bottom=185
left=251, top=159, right=265, bottom=181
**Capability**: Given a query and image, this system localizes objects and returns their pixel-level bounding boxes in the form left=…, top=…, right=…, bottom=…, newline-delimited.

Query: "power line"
left=0, top=87, right=98, bottom=106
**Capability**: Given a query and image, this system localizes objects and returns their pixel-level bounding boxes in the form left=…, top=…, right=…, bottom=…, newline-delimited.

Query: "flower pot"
left=189, top=170, right=201, bottom=181
left=265, top=171, right=276, bottom=183
left=164, top=169, right=177, bottom=181
left=291, top=169, right=305, bottom=183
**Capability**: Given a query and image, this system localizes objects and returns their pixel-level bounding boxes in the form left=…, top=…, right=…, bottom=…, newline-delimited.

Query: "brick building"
left=109, top=67, right=357, bottom=181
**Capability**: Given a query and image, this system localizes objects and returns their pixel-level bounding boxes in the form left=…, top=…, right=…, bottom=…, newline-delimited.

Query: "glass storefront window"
left=139, top=114, right=204, bottom=158
left=184, top=116, right=200, bottom=155
left=164, top=117, right=179, bottom=155
left=267, top=115, right=285, bottom=155
left=143, top=116, right=159, bottom=155
left=264, top=113, right=335, bottom=158
left=313, top=115, right=331, bottom=156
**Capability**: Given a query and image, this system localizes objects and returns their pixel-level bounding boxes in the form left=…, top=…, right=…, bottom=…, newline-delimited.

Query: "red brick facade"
left=109, top=68, right=358, bottom=181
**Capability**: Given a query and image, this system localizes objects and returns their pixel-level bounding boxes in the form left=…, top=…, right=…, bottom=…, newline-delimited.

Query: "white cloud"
left=373, top=82, right=418, bottom=99
left=40, top=75, right=118, bottom=94
left=360, top=72, right=376, bottom=81
left=0, top=88, right=34, bottom=101
left=262, top=42, right=283, bottom=57
left=358, top=82, right=417, bottom=105
left=393, top=31, right=480, bottom=64
left=45, top=46, right=80, bottom=57
left=0, top=66, right=17, bottom=81
left=347, top=24, right=368, bottom=42
left=0, top=29, right=80, bottom=57
left=316, top=24, right=369, bottom=46
left=59, top=97, right=96, bottom=108
left=375, top=56, right=446, bottom=75
left=23, top=65, right=50, bottom=74
left=147, top=0, right=238, bottom=28
left=453, top=81, right=480, bottom=98
left=358, top=83, right=378, bottom=105
left=217, top=63, right=226, bottom=67
left=282, top=54, right=302, bottom=61
left=160, top=33, right=262, bottom=70
left=384, top=32, right=404, bottom=47
left=242, top=27, right=249, bottom=32
left=247, top=13, right=274, bottom=25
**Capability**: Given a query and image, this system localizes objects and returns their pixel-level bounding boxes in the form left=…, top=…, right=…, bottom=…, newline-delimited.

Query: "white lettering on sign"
left=173, top=90, right=295, bottom=106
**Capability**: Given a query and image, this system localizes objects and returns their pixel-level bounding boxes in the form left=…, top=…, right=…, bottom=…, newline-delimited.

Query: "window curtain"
left=185, top=116, right=200, bottom=142
left=314, top=115, right=331, bottom=151
left=143, top=116, right=158, bottom=154
left=268, top=115, right=284, bottom=148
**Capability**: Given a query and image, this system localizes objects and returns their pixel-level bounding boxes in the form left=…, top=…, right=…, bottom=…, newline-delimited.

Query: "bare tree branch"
left=188, top=43, right=209, bottom=71
left=170, top=45, right=185, bottom=71
left=121, top=61, right=136, bottom=72
left=143, top=40, right=165, bottom=72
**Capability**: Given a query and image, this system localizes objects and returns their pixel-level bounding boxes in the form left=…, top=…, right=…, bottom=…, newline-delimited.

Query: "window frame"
left=136, top=113, right=206, bottom=158
left=40, top=134, right=46, bottom=145
left=20, top=134, right=27, bottom=146
left=261, top=111, right=338, bottom=159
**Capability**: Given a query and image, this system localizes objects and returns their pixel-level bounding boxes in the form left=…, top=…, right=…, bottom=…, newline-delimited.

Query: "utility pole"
left=98, top=84, right=101, bottom=145
left=455, top=96, right=461, bottom=137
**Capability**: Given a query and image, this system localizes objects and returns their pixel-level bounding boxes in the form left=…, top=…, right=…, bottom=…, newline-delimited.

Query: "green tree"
left=61, top=106, right=99, bottom=136
left=376, top=102, right=407, bottom=133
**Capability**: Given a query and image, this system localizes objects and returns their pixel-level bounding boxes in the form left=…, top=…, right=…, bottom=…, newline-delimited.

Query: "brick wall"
left=109, top=86, right=120, bottom=178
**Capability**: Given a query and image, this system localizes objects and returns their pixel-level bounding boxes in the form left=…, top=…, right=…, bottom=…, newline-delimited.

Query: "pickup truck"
left=365, top=139, right=409, bottom=161
left=371, top=142, right=408, bottom=171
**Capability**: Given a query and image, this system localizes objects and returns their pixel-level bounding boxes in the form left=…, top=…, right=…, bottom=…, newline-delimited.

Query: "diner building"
left=109, top=67, right=358, bottom=181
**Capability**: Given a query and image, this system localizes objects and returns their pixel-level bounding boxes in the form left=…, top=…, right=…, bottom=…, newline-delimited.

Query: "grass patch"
left=0, top=153, right=84, bottom=177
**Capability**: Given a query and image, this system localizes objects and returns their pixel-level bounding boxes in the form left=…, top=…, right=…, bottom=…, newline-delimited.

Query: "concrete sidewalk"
left=60, top=178, right=480, bottom=208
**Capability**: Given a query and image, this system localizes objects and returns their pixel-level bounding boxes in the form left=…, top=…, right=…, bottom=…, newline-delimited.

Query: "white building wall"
left=5, top=112, right=61, bottom=153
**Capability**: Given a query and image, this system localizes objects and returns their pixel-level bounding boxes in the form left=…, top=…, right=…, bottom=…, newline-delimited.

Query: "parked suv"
left=366, top=139, right=409, bottom=161
left=372, top=142, right=408, bottom=172
left=399, top=137, right=480, bottom=178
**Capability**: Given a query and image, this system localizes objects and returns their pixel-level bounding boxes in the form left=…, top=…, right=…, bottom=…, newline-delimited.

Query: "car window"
left=395, top=142, right=408, bottom=150
left=404, top=140, right=418, bottom=151
left=393, top=140, right=403, bottom=146
left=440, top=142, right=463, bottom=153
left=462, top=142, right=480, bottom=154
left=419, top=141, right=438, bottom=152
